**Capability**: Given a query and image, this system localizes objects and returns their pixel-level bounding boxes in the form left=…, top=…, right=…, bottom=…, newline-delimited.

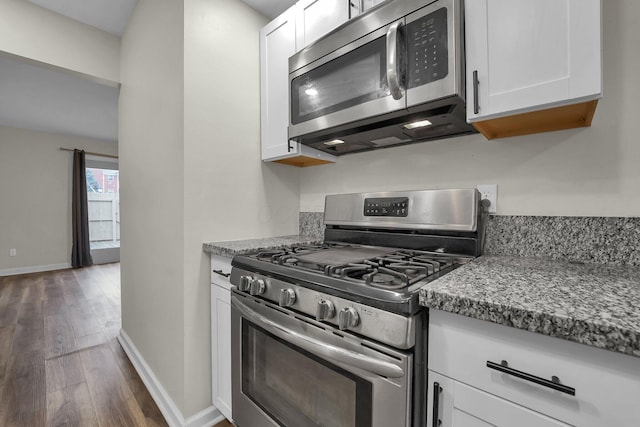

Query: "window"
left=86, top=167, right=120, bottom=249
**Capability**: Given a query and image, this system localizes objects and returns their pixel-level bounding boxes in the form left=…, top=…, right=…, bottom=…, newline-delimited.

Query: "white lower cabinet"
left=210, top=255, right=232, bottom=422
left=427, top=309, right=640, bottom=427
left=428, top=372, right=570, bottom=427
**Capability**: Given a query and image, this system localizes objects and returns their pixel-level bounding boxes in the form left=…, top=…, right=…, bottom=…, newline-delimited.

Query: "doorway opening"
left=86, top=158, right=119, bottom=264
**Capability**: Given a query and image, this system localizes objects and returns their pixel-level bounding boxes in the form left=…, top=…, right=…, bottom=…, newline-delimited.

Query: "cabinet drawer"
left=427, top=371, right=571, bottom=427
left=428, top=310, right=640, bottom=427
left=210, top=255, right=232, bottom=290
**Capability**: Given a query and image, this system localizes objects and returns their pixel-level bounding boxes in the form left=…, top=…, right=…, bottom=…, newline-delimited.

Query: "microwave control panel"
left=364, top=197, right=409, bottom=217
left=406, top=7, right=449, bottom=88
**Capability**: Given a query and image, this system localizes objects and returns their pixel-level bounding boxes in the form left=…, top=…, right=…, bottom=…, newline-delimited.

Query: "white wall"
left=0, top=0, right=120, bottom=86
left=183, top=0, right=299, bottom=416
left=0, top=126, right=118, bottom=274
left=121, top=0, right=300, bottom=418
left=119, top=0, right=186, bottom=414
left=299, top=0, right=640, bottom=217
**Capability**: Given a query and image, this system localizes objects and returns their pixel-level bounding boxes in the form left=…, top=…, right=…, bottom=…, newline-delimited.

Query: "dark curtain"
left=71, top=149, right=93, bottom=268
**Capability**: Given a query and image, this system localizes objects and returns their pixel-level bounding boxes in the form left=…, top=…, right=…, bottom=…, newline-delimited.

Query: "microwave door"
left=289, top=20, right=407, bottom=140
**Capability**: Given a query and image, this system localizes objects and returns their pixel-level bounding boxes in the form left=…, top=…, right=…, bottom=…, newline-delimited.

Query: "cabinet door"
left=211, top=284, right=232, bottom=421
left=296, top=0, right=350, bottom=49
left=260, top=6, right=300, bottom=161
left=361, top=0, right=387, bottom=13
left=466, top=0, right=602, bottom=122
left=210, top=255, right=231, bottom=290
left=427, top=371, right=571, bottom=427
left=260, top=6, right=337, bottom=165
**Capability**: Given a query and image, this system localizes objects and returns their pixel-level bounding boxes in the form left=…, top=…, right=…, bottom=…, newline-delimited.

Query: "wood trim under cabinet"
left=274, top=156, right=335, bottom=167
left=472, top=100, right=598, bottom=140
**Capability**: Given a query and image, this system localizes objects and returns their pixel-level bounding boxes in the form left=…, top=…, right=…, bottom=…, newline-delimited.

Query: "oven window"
left=242, top=321, right=372, bottom=427
left=291, top=36, right=389, bottom=125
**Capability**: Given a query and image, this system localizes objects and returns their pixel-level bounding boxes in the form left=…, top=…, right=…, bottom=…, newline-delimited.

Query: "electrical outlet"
left=9, top=248, right=16, bottom=257
left=477, top=184, right=497, bottom=214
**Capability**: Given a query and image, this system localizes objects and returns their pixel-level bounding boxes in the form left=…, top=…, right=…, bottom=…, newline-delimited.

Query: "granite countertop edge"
left=421, top=291, right=640, bottom=357
left=203, top=235, right=323, bottom=258
left=419, top=256, right=640, bottom=358
left=203, top=237, right=640, bottom=358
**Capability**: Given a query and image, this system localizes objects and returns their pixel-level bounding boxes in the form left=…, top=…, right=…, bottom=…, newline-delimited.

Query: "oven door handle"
left=232, top=297, right=405, bottom=378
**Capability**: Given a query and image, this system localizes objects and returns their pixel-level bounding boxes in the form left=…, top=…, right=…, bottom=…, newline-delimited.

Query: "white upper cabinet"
left=260, top=3, right=337, bottom=167
left=465, top=0, right=602, bottom=138
left=360, top=0, right=388, bottom=14
left=296, top=0, right=350, bottom=49
left=260, top=6, right=297, bottom=161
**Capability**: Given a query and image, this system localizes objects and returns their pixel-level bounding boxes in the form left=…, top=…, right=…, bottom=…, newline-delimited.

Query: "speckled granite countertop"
left=203, top=235, right=322, bottom=258
left=419, top=256, right=640, bottom=357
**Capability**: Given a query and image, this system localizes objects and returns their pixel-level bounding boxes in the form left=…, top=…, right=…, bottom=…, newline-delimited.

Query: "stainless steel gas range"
left=230, top=189, right=487, bottom=427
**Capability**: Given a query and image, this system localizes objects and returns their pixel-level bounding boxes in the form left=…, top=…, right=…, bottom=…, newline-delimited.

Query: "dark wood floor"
left=0, top=263, right=168, bottom=427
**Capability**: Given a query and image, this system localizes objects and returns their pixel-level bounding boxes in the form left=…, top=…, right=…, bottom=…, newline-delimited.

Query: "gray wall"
left=0, top=0, right=120, bottom=275
left=119, top=0, right=186, bottom=414
left=183, top=0, right=300, bottom=415
left=120, top=0, right=300, bottom=418
left=0, top=126, right=118, bottom=275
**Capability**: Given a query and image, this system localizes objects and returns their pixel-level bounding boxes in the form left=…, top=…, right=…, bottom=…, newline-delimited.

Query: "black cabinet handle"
left=487, top=360, right=575, bottom=396
left=212, top=269, right=230, bottom=278
left=473, top=70, right=480, bottom=115
left=432, top=382, right=442, bottom=426
left=287, top=141, right=293, bottom=152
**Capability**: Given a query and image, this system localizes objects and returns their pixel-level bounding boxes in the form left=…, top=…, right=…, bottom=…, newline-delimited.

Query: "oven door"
left=231, top=292, right=412, bottom=427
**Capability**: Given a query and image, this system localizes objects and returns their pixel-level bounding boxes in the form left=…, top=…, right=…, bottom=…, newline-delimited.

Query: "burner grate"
left=251, top=244, right=460, bottom=290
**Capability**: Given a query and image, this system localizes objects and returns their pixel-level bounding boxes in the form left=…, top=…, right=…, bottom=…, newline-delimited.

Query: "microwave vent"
left=370, top=136, right=411, bottom=147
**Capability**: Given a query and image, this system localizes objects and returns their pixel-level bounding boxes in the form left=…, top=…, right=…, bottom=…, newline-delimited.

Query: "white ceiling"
left=0, top=55, right=119, bottom=142
left=27, top=0, right=138, bottom=36
left=0, top=0, right=292, bottom=144
left=240, top=0, right=296, bottom=19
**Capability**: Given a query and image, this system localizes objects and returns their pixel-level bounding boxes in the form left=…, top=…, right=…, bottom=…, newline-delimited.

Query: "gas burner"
left=326, top=263, right=375, bottom=280
left=255, top=250, right=287, bottom=261
left=363, top=267, right=408, bottom=289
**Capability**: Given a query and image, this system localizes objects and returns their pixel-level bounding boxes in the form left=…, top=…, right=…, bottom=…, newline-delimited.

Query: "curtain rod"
left=59, top=147, right=119, bottom=159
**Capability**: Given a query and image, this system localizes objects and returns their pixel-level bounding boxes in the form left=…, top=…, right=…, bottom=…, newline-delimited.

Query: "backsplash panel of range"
left=288, top=0, right=476, bottom=156
left=230, top=188, right=487, bottom=427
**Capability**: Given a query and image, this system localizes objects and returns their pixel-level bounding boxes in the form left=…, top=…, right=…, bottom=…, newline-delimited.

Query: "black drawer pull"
left=212, top=269, right=230, bottom=278
left=432, top=382, right=442, bottom=426
left=487, top=360, right=575, bottom=396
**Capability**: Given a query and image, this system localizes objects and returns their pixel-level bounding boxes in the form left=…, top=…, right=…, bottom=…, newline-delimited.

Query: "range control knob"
left=316, top=300, right=335, bottom=321
left=249, top=279, right=266, bottom=296
left=238, top=275, right=253, bottom=292
left=338, top=307, right=360, bottom=331
left=279, top=288, right=296, bottom=307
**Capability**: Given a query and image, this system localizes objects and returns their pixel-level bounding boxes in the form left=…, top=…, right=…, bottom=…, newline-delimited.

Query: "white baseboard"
left=0, top=262, right=71, bottom=277
left=118, top=330, right=223, bottom=427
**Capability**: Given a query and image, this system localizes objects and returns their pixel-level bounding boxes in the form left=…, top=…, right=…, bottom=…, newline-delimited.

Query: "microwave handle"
left=232, top=296, right=405, bottom=378
left=386, top=21, right=403, bottom=100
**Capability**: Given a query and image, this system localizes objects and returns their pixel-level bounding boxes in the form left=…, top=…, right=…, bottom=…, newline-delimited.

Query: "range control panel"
left=407, top=7, right=449, bottom=88
left=364, top=197, right=409, bottom=217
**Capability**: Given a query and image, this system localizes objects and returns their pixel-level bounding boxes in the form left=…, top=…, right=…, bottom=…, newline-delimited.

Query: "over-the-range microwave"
left=288, top=0, right=476, bottom=155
